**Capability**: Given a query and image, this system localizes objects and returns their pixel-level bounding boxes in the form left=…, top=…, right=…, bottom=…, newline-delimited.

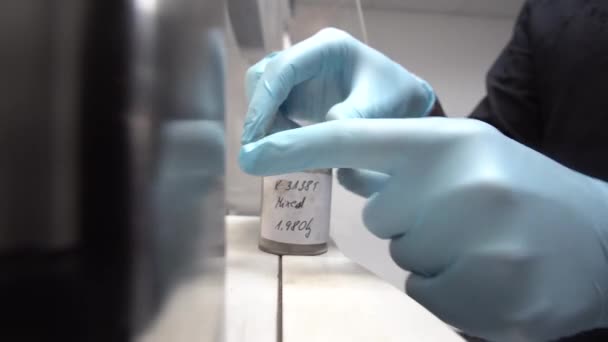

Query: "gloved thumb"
left=337, top=168, right=389, bottom=198
left=326, top=101, right=366, bottom=120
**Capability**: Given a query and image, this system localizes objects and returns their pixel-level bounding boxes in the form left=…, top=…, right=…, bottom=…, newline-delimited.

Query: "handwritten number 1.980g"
left=274, top=217, right=314, bottom=238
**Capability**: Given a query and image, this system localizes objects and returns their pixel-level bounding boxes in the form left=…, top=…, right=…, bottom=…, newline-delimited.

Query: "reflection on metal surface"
left=0, top=0, right=226, bottom=341
left=130, top=0, right=226, bottom=340
left=136, top=121, right=225, bottom=341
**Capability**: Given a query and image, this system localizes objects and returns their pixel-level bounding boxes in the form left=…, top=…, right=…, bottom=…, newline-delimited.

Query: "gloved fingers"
left=389, top=233, right=443, bottom=277
left=326, top=101, right=366, bottom=120
left=238, top=118, right=458, bottom=176
left=245, top=52, right=280, bottom=102
left=242, top=28, right=356, bottom=144
left=239, top=119, right=410, bottom=175
left=336, top=168, right=390, bottom=198
left=244, top=54, right=290, bottom=143
left=406, top=256, right=525, bottom=342
left=405, top=273, right=436, bottom=307
left=242, top=74, right=284, bottom=144
left=406, top=272, right=465, bottom=327
left=405, top=273, right=457, bottom=327
left=330, top=81, right=397, bottom=120
left=362, top=183, right=418, bottom=239
left=266, top=114, right=301, bottom=135
left=245, top=54, right=302, bottom=138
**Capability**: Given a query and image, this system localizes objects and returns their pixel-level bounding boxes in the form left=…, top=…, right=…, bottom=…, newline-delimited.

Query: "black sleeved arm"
left=429, top=1, right=543, bottom=148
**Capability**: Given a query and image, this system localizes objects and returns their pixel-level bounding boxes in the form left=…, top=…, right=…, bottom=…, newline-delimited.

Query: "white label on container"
left=260, top=171, right=332, bottom=245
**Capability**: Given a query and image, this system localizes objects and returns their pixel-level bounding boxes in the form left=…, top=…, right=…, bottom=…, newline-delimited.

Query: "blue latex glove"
left=239, top=118, right=608, bottom=342
left=241, top=28, right=435, bottom=144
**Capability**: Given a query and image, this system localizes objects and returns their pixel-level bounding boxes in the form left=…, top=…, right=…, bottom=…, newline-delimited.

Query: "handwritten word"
left=275, top=196, right=306, bottom=209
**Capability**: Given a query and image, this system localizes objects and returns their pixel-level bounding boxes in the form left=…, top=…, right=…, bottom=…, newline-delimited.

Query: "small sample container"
left=259, top=169, right=332, bottom=255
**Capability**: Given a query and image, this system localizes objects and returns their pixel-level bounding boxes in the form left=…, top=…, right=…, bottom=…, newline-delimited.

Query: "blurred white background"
left=225, top=0, right=523, bottom=288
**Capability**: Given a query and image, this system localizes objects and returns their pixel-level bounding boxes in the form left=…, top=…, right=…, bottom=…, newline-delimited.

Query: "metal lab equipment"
left=0, top=1, right=225, bottom=341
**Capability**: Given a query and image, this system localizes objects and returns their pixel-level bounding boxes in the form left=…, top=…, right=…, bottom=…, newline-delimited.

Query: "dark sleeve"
left=429, top=1, right=543, bottom=146
left=427, top=98, right=446, bottom=117
left=468, top=0, right=542, bottom=147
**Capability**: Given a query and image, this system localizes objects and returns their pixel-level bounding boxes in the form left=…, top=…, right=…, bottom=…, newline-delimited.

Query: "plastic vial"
left=259, top=169, right=332, bottom=255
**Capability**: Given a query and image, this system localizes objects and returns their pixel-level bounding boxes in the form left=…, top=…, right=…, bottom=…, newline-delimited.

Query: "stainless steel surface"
left=296, top=0, right=524, bottom=18
left=227, top=0, right=291, bottom=63
left=0, top=0, right=226, bottom=340
left=0, top=0, right=85, bottom=252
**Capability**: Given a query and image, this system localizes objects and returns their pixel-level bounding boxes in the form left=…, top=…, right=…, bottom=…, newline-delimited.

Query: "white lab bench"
left=225, top=215, right=464, bottom=342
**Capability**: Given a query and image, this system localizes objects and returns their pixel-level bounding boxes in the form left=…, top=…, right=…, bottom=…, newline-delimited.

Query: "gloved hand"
left=241, top=27, right=435, bottom=144
left=239, top=117, right=608, bottom=342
